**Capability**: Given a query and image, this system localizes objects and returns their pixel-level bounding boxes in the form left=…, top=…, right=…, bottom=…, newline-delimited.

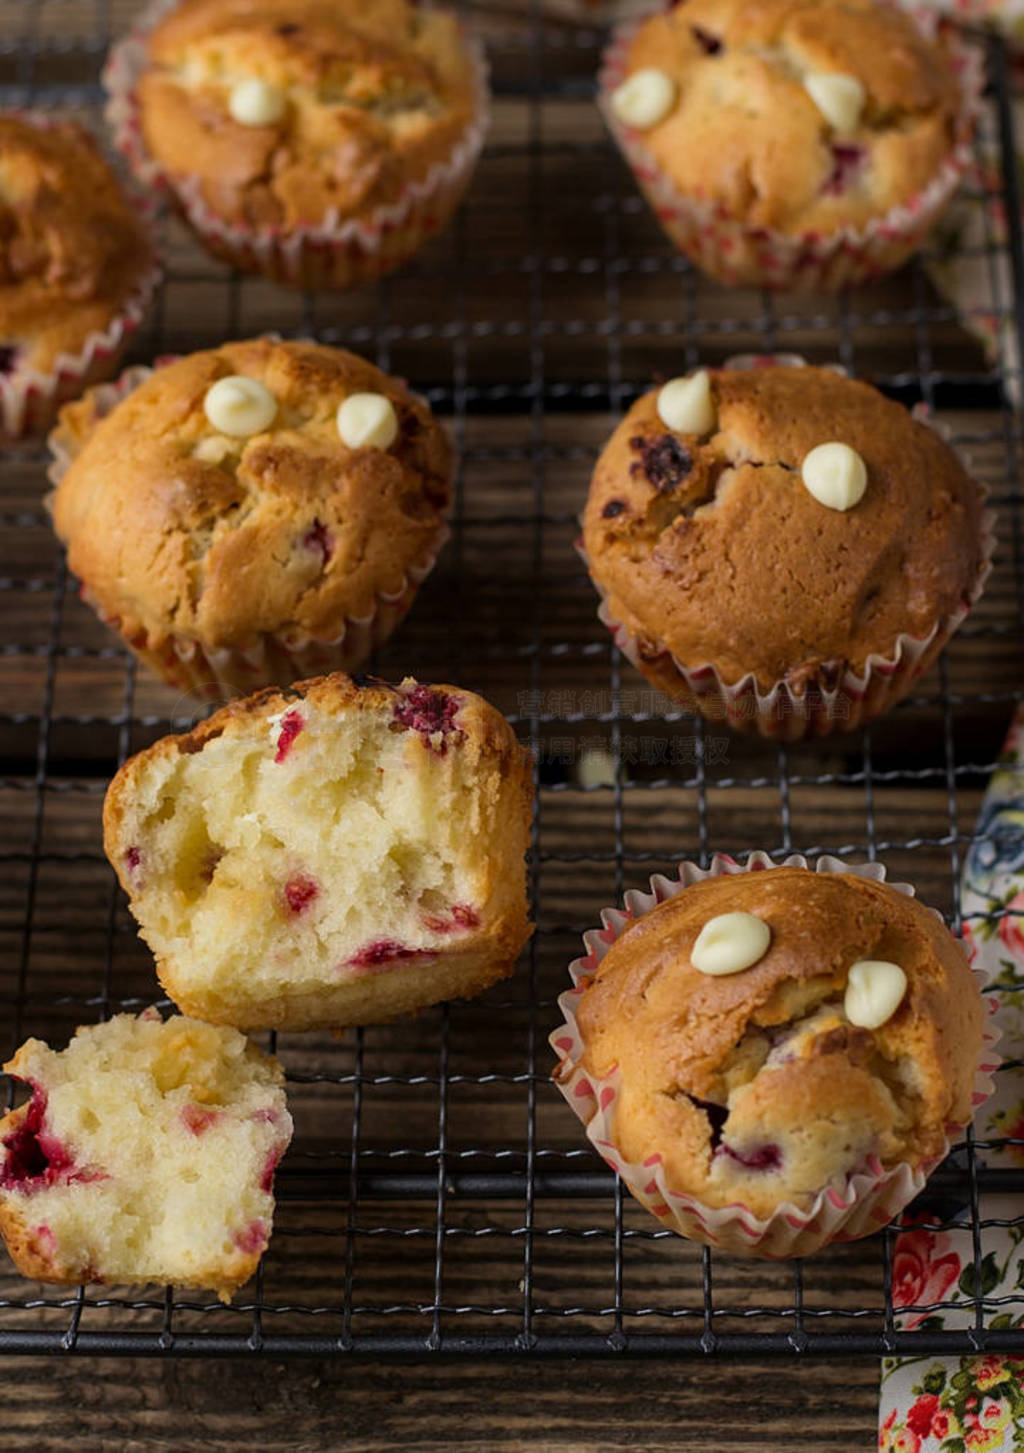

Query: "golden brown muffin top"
left=582, top=365, right=985, bottom=693
left=50, top=338, right=452, bottom=652
left=0, top=115, right=154, bottom=375
left=613, top=0, right=962, bottom=235
left=574, top=868, right=982, bottom=1216
left=135, top=0, right=481, bottom=229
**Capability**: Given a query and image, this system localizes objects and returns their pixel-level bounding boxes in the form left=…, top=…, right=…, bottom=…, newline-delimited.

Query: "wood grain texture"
left=5, top=1355, right=880, bottom=1451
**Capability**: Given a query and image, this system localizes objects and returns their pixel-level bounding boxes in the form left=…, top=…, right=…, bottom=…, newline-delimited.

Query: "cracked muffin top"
left=572, top=867, right=982, bottom=1217
left=582, top=364, right=985, bottom=693
left=49, top=337, right=452, bottom=652
left=134, top=0, right=481, bottom=230
left=612, top=0, right=963, bottom=236
left=0, top=115, right=154, bottom=377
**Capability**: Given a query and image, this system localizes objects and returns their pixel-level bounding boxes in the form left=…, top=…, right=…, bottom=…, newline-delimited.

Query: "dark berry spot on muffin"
left=691, top=25, right=722, bottom=54
left=720, top=1142, right=782, bottom=1172
left=400, top=409, right=422, bottom=440
left=181, top=1104, right=220, bottom=1136
left=629, top=433, right=693, bottom=493
left=274, top=709, right=305, bottom=763
left=347, top=939, right=435, bottom=970
left=823, top=143, right=866, bottom=197
left=284, top=874, right=319, bottom=915
left=302, top=519, right=334, bottom=566
left=423, top=903, right=480, bottom=934
left=0, top=345, right=19, bottom=376
left=0, top=1087, right=75, bottom=1192
left=125, top=845, right=142, bottom=873
left=602, top=499, right=627, bottom=518
left=392, top=686, right=462, bottom=752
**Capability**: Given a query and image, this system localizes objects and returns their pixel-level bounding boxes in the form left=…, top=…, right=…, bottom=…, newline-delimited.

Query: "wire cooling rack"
left=2, top=0, right=1024, bottom=1359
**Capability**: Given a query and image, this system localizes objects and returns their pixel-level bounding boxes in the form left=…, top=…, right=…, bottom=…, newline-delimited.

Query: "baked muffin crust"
left=0, top=116, right=153, bottom=376
left=583, top=364, right=985, bottom=693
left=618, top=0, right=962, bottom=236
left=136, top=0, right=480, bottom=229
left=574, top=868, right=982, bottom=1217
left=50, top=337, right=452, bottom=654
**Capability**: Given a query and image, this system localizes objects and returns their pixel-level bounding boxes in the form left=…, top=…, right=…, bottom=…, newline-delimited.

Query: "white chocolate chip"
left=192, top=435, right=237, bottom=465
left=575, top=748, right=618, bottom=789
left=691, top=912, right=771, bottom=977
left=656, top=370, right=716, bottom=436
left=800, top=441, right=868, bottom=511
left=804, top=72, right=865, bottom=133
left=609, top=68, right=677, bottom=130
left=336, top=392, right=399, bottom=450
left=844, top=959, right=907, bottom=1029
left=203, top=376, right=277, bottom=438
left=229, top=78, right=287, bottom=127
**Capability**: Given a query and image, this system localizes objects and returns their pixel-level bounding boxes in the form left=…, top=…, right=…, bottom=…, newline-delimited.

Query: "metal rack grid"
left=1, top=0, right=1024, bottom=1358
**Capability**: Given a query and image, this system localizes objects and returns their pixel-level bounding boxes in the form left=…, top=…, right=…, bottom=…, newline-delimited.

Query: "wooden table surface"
left=1, top=3, right=1021, bottom=1448
left=7, top=1354, right=881, bottom=1449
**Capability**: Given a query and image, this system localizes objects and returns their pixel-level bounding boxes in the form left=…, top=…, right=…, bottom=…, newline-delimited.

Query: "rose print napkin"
left=879, top=707, right=1024, bottom=1451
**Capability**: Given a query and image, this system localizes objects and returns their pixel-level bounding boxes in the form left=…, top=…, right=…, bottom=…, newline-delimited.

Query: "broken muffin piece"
left=0, top=1009, right=291, bottom=1301
left=103, top=672, right=535, bottom=1031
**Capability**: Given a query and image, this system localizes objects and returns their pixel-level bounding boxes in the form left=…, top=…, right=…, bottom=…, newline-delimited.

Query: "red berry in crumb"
left=284, top=875, right=319, bottom=914
left=392, top=687, right=461, bottom=753
left=181, top=1104, right=220, bottom=1136
left=347, top=939, right=434, bottom=971
left=274, top=709, right=305, bottom=764
left=233, top=1219, right=269, bottom=1255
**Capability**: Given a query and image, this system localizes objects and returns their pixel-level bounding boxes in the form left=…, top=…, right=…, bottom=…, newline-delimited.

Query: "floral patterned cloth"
left=879, top=707, right=1024, bottom=1451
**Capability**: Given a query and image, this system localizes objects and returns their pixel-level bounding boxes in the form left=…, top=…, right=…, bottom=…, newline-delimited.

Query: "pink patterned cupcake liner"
left=102, top=0, right=489, bottom=292
left=45, top=360, right=450, bottom=703
left=550, top=852, right=1002, bottom=1259
left=581, top=353, right=996, bottom=743
left=0, top=114, right=162, bottom=445
left=598, top=8, right=984, bottom=292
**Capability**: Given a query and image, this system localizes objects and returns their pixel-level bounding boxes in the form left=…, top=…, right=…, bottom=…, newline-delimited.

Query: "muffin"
left=102, top=672, right=534, bottom=1032
left=48, top=337, right=453, bottom=699
left=105, top=0, right=487, bottom=289
left=551, top=854, right=996, bottom=1257
left=0, top=1009, right=292, bottom=1301
left=0, top=113, right=159, bottom=443
left=581, top=360, right=992, bottom=740
left=600, top=0, right=980, bottom=291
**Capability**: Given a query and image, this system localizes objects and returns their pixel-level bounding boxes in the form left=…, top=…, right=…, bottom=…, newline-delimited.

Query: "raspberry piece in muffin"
left=102, top=673, right=534, bottom=1031
left=0, top=1010, right=291, bottom=1300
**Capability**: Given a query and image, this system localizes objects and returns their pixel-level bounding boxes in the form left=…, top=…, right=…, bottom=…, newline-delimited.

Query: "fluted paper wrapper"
left=599, top=10, right=983, bottom=292
left=550, top=852, right=1001, bottom=1259
left=583, top=353, right=996, bottom=742
left=103, top=0, right=489, bottom=292
left=46, top=362, right=449, bottom=702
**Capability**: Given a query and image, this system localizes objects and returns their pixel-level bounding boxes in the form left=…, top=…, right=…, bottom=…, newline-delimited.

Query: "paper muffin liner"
left=0, top=113, right=162, bottom=445
left=103, top=0, right=489, bottom=292
left=45, top=361, right=450, bottom=703
left=582, top=352, right=996, bottom=742
left=550, top=852, right=1002, bottom=1259
left=598, top=8, right=984, bottom=292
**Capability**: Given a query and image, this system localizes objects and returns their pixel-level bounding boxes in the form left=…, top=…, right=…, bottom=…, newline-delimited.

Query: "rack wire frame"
left=1, top=0, right=1024, bottom=1358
